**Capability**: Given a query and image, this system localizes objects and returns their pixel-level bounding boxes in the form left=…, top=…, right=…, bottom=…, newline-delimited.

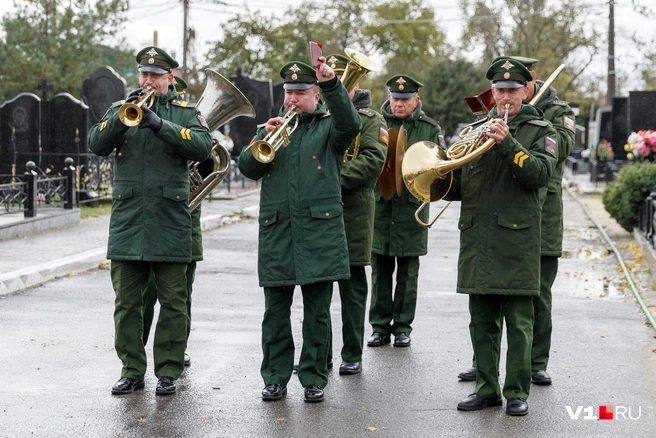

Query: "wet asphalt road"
left=1, top=192, right=655, bottom=437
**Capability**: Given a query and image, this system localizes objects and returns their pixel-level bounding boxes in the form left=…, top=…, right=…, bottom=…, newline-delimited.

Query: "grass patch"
left=81, top=201, right=112, bottom=218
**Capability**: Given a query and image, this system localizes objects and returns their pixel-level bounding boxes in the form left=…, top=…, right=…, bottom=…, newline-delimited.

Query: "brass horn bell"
left=188, top=69, right=256, bottom=212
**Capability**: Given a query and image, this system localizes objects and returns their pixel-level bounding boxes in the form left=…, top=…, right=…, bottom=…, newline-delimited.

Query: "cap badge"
left=396, top=77, right=406, bottom=91
left=289, top=64, right=301, bottom=81
left=327, top=55, right=338, bottom=69
left=147, top=48, right=158, bottom=57
left=501, top=60, right=514, bottom=70
left=148, top=58, right=155, bottom=64
left=504, top=72, right=510, bottom=79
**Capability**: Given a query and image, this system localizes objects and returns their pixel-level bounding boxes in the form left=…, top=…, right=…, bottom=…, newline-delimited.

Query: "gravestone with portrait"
left=82, top=66, right=126, bottom=127
left=0, top=93, right=41, bottom=176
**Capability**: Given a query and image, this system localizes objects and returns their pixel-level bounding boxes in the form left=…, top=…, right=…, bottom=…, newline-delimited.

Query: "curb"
left=0, top=198, right=261, bottom=297
left=0, top=246, right=107, bottom=296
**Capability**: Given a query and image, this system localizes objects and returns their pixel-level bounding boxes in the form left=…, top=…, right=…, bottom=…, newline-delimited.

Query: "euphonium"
left=118, top=87, right=156, bottom=127
left=342, top=48, right=379, bottom=164
left=250, top=106, right=299, bottom=164
left=188, top=69, right=256, bottom=211
left=402, top=64, right=566, bottom=228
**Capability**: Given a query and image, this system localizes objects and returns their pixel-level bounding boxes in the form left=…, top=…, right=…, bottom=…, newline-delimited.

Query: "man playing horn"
left=458, top=57, right=575, bottom=387
left=447, top=58, right=558, bottom=416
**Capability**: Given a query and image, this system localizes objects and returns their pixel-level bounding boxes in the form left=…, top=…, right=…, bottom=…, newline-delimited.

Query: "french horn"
left=402, top=64, right=566, bottom=227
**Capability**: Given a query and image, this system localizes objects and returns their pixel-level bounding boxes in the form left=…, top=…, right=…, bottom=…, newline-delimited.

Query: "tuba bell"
left=342, top=48, right=379, bottom=163
left=402, top=64, right=566, bottom=227
left=189, top=69, right=256, bottom=211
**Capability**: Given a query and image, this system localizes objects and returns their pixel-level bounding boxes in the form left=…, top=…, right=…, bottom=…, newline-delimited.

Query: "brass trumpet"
left=118, top=87, right=156, bottom=127
left=250, top=106, right=299, bottom=163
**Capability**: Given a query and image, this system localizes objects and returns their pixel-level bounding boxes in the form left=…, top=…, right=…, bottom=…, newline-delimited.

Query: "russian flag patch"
left=545, top=136, right=557, bottom=157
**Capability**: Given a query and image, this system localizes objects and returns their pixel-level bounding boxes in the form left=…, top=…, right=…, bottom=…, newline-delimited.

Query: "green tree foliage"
left=0, top=0, right=133, bottom=100
left=602, top=162, right=656, bottom=232
left=421, top=59, right=490, bottom=139
left=203, top=0, right=447, bottom=98
left=459, top=0, right=602, bottom=102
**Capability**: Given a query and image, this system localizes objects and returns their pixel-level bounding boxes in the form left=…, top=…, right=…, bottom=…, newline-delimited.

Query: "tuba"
left=342, top=48, right=379, bottom=163
left=402, top=64, right=566, bottom=227
left=249, top=106, right=299, bottom=164
left=188, top=69, right=256, bottom=211
left=118, top=87, right=156, bottom=127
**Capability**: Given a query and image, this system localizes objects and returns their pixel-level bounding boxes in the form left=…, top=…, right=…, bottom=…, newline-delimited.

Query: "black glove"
left=139, top=106, right=162, bottom=133
left=126, top=88, right=143, bottom=103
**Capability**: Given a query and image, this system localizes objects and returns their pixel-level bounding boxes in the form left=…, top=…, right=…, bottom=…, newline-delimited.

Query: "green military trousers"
left=532, top=256, right=558, bottom=371
left=327, top=265, right=368, bottom=363
left=111, top=260, right=188, bottom=381
left=142, top=262, right=196, bottom=346
left=469, top=294, right=534, bottom=399
left=369, top=254, right=419, bottom=335
left=261, top=281, right=333, bottom=389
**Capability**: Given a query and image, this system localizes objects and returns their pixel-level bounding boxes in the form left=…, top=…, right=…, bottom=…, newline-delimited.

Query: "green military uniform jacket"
left=373, top=100, right=441, bottom=257
left=238, top=78, right=361, bottom=287
left=534, top=82, right=575, bottom=256
left=191, top=207, right=203, bottom=261
left=445, top=104, right=558, bottom=296
left=342, top=89, right=387, bottom=265
left=88, top=89, right=213, bottom=263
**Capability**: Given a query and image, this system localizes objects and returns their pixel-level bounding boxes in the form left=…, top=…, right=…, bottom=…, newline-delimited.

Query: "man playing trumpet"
left=88, top=46, right=212, bottom=397
left=238, top=57, right=360, bottom=403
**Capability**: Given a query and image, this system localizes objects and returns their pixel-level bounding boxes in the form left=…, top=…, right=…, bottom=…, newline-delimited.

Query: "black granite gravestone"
left=611, top=96, right=628, bottom=160
left=628, top=91, right=656, bottom=133
left=41, top=93, right=89, bottom=172
left=82, top=66, right=126, bottom=127
left=0, top=93, right=41, bottom=175
left=228, top=70, right=274, bottom=157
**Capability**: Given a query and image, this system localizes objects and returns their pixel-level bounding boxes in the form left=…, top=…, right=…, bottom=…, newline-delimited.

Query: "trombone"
left=250, top=106, right=299, bottom=164
left=118, top=87, right=156, bottom=127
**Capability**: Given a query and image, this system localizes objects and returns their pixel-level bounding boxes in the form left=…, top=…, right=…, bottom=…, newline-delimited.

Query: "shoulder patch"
left=527, top=119, right=550, bottom=127
left=419, top=115, right=438, bottom=127
left=197, top=114, right=209, bottom=129
left=553, top=100, right=570, bottom=106
left=379, top=127, right=389, bottom=145
left=171, top=99, right=195, bottom=108
left=545, top=136, right=558, bottom=157
left=564, top=116, right=575, bottom=132
left=358, top=108, right=376, bottom=118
